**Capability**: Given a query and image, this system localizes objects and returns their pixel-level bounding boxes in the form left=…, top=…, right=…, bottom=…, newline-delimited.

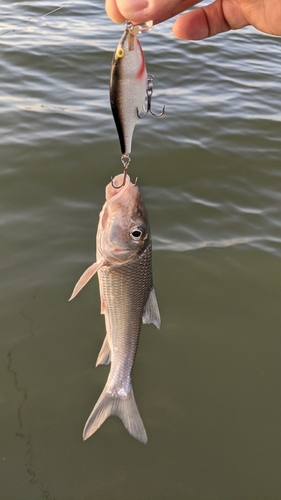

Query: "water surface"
left=1, top=2, right=281, bottom=499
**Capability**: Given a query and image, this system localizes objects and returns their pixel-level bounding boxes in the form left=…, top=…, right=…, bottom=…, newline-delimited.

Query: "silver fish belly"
left=70, top=174, right=160, bottom=443
left=110, top=26, right=147, bottom=156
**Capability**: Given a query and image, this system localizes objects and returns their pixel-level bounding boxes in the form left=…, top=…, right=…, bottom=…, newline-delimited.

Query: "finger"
left=105, top=0, right=126, bottom=23
left=173, top=2, right=230, bottom=39
left=109, top=0, right=201, bottom=25
left=173, top=0, right=248, bottom=40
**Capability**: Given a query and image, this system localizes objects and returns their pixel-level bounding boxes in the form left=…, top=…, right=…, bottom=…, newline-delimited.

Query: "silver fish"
left=110, top=23, right=147, bottom=156
left=70, top=174, right=160, bottom=443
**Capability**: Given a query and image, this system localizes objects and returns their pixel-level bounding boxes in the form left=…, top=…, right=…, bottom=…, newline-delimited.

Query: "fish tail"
left=83, top=387, right=147, bottom=444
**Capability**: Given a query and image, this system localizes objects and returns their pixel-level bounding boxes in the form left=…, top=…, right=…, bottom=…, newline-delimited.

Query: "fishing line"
left=0, top=1, right=76, bottom=38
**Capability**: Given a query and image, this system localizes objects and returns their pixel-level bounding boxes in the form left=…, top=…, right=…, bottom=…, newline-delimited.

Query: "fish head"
left=97, top=174, right=150, bottom=263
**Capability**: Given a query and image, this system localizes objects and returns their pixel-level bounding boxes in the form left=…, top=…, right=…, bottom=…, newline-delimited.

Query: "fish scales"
left=69, top=174, right=160, bottom=443
left=98, top=244, right=153, bottom=395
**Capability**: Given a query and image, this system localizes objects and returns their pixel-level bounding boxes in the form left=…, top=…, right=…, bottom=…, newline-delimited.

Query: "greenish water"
left=1, top=2, right=281, bottom=499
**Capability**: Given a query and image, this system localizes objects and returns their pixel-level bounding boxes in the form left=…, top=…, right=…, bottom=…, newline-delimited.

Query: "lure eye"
left=116, top=47, right=125, bottom=58
left=130, top=226, right=144, bottom=241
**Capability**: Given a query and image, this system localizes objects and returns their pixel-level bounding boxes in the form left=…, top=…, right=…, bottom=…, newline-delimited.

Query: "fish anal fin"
left=96, top=335, right=111, bottom=367
left=142, top=287, right=161, bottom=329
left=69, top=260, right=105, bottom=301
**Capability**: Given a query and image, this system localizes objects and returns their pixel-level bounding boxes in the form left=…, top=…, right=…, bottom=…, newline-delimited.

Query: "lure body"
left=110, top=26, right=147, bottom=156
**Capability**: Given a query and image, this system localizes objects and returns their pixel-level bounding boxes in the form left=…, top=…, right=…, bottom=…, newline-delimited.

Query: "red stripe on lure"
left=136, top=39, right=146, bottom=80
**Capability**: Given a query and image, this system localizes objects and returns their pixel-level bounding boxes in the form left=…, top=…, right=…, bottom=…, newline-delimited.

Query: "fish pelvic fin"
left=142, top=287, right=161, bottom=329
left=95, top=335, right=111, bottom=367
left=69, top=259, right=106, bottom=301
left=83, top=387, right=147, bottom=444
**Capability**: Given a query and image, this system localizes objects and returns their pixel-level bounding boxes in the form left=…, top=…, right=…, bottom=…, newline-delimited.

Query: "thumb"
left=173, top=0, right=248, bottom=40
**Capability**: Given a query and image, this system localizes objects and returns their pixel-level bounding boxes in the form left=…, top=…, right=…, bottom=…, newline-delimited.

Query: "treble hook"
left=111, top=154, right=131, bottom=189
left=137, top=74, right=165, bottom=118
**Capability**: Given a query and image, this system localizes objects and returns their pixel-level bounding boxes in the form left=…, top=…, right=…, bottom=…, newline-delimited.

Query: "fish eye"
left=116, top=47, right=125, bottom=58
left=130, top=226, right=144, bottom=241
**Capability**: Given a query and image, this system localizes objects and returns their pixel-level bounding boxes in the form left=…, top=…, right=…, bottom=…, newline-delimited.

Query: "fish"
left=110, top=23, right=148, bottom=156
left=69, top=174, right=160, bottom=443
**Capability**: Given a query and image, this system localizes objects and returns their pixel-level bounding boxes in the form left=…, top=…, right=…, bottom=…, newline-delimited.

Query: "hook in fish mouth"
left=111, top=154, right=131, bottom=189
left=110, top=172, right=138, bottom=189
left=111, top=169, right=127, bottom=189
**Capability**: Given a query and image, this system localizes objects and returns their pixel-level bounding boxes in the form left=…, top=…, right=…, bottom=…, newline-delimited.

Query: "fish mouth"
left=105, top=173, right=132, bottom=202
left=105, top=173, right=142, bottom=222
left=100, top=173, right=140, bottom=234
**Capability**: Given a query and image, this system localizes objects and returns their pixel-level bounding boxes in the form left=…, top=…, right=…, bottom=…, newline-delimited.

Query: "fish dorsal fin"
left=69, top=260, right=105, bottom=301
left=142, top=288, right=161, bottom=329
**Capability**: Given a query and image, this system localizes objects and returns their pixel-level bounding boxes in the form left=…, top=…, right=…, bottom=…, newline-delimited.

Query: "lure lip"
left=126, top=20, right=153, bottom=35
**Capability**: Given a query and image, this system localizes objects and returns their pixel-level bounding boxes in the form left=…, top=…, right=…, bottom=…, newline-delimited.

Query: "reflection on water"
left=5, top=291, right=55, bottom=498
left=1, top=2, right=281, bottom=499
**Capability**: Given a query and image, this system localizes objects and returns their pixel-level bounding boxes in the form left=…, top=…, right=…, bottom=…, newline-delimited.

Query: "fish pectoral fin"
left=95, top=334, right=111, bottom=367
left=142, top=287, right=161, bottom=329
left=69, top=260, right=106, bottom=301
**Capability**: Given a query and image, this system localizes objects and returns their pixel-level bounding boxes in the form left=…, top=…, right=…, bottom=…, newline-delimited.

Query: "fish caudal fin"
left=95, top=335, right=111, bottom=366
left=83, top=387, right=147, bottom=444
left=142, top=287, right=161, bottom=329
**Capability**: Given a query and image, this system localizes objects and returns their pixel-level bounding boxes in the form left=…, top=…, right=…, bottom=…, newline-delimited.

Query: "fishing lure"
left=110, top=20, right=165, bottom=184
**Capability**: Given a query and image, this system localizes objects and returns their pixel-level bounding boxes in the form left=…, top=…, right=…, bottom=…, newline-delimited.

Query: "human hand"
left=105, top=0, right=281, bottom=39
